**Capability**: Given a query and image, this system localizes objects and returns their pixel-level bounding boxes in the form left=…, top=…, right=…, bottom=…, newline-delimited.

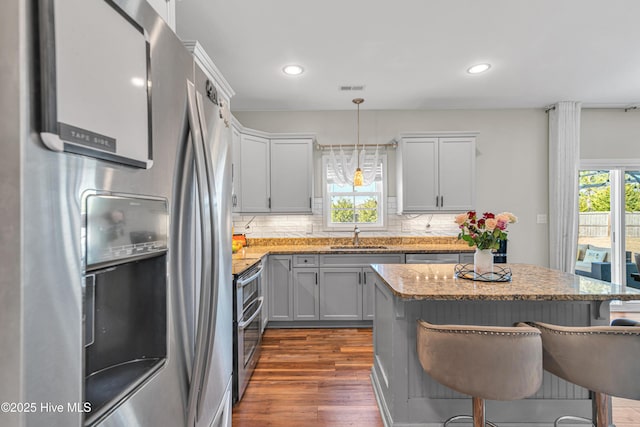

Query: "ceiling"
left=175, top=0, right=640, bottom=112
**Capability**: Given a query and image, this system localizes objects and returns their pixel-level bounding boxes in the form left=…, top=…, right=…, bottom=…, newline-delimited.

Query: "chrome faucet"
left=353, top=225, right=360, bottom=246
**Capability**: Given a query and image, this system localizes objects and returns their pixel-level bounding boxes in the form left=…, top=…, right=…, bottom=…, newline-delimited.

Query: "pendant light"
left=353, top=98, right=364, bottom=187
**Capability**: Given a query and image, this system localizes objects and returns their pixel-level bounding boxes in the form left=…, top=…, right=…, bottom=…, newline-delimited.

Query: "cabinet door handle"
left=315, top=272, right=318, bottom=285
left=232, top=194, right=237, bottom=207
left=436, top=196, right=439, bottom=207
left=288, top=259, right=291, bottom=271
left=309, top=197, right=312, bottom=209
left=441, top=195, right=444, bottom=207
left=268, top=197, right=271, bottom=209
left=358, top=272, right=362, bottom=284
left=363, top=272, right=367, bottom=284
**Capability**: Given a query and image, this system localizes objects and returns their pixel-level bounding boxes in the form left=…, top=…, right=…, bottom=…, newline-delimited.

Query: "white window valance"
left=327, top=147, right=382, bottom=186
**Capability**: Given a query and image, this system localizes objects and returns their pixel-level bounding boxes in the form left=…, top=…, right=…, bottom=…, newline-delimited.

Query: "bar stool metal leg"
left=444, top=414, right=497, bottom=427
left=441, top=397, right=499, bottom=427
left=554, top=391, right=612, bottom=427
left=553, top=415, right=592, bottom=427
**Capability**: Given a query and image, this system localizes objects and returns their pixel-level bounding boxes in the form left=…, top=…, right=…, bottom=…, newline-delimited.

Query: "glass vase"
left=474, top=248, right=494, bottom=276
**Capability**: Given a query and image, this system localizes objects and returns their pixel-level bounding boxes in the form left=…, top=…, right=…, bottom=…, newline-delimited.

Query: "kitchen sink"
left=330, top=245, right=388, bottom=250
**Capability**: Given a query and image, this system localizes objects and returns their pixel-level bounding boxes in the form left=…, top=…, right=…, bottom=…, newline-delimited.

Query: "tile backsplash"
left=232, top=197, right=460, bottom=238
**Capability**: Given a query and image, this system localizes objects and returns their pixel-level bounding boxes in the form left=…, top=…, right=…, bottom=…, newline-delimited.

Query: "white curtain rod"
left=316, top=142, right=397, bottom=150
left=545, top=104, right=638, bottom=113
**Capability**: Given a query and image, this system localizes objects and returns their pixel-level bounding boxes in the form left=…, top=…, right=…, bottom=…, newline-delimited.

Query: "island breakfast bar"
left=369, top=263, right=640, bottom=427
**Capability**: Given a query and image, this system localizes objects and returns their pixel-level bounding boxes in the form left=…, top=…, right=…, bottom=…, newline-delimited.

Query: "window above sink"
left=322, top=154, right=387, bottom=231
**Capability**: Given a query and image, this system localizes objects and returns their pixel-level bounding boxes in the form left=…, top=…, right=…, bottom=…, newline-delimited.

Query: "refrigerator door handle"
left=174, top=99, right=200, bottom=381
left=186, top=81, right=215, bottom=427
left=194, top=89, right=223, bottom=422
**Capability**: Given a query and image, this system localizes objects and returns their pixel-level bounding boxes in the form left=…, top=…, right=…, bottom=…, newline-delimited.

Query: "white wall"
left=234, top=109, right=549, bottom=266
left=581, top=109, right=640, bottom=159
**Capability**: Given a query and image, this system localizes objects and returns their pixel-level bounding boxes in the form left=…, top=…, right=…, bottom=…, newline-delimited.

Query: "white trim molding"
left=183, top=40, right=235, bottom=101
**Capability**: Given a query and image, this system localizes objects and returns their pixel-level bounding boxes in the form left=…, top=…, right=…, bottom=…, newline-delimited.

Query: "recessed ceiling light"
left=467, top=63, right=491, bottom=74
left=283, top=64, right=304, bottom=76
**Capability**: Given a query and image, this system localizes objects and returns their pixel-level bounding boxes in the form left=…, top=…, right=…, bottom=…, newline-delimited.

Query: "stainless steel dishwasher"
left=405, top=253, right=461, bottom=264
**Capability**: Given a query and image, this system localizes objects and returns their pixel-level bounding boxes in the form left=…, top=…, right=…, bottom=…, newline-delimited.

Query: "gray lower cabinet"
left=318, top=266, right=376, bottom=321
left=269, top=254, right=320, bottom=322
left=269, top=252, right=461, bottom=324
left=319, top=268, right=363, bottom=320
left=293, top=268, right=319, bottom=320
left=362, top=266, right=375, bottom=320
left=318, top=254, right=404, bottom=321
left=268, top=255, right=293, bottom=321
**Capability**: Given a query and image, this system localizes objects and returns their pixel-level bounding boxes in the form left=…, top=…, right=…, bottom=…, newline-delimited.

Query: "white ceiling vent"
left=339, top=85, right=366, bottom=92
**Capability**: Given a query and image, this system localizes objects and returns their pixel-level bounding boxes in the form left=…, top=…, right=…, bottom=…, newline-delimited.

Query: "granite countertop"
left=231, top=238, right=475, bottom=276
left=231, top=256, right=264, bottom=275
left=370, top=263, right=640, bottom=301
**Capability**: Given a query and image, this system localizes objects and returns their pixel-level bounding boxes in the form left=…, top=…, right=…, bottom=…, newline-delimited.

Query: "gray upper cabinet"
left=438, top=137, right=475, bottom=211
left=239, top=133, right=270, bottom=212
left=396, top=133, right=476, bottom=213
left=397, top=137, right=438, bottom=211
left=270, top=139, right=313, bottom=213
left=230, top=119, right=315, bottom=214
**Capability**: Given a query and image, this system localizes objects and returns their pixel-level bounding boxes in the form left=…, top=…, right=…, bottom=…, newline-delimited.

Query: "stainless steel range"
left=233, top=261, right=264, bottom=403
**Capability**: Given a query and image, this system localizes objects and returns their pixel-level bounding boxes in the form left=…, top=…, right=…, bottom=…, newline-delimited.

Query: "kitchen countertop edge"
left=231, top=244, right=475, bottom=276
left=369, top=263, right=640, bottom=302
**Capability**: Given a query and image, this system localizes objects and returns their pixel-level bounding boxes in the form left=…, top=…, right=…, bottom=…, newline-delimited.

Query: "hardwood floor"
left=232, top=328, right=383, bottom=427
left=233, top=317, right=640, bottom=426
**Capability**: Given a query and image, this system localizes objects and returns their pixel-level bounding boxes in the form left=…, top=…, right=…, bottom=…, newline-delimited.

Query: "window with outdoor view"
left=322, top=154, right=386, bottom=229
left=577, top=168, right=640, bottom=289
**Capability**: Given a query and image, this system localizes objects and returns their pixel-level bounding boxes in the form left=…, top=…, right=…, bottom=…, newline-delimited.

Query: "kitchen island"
left=369, top=263, right=640, bottom=427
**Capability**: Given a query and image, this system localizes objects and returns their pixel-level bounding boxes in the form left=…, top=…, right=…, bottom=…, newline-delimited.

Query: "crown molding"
left=183, top=40, right=235, bottom=101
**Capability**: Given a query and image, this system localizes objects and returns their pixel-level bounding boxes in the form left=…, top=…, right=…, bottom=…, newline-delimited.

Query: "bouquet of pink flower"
left=455, top=211, right=517, bottom=250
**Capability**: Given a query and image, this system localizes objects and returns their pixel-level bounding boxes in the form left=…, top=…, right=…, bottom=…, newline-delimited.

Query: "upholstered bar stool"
left=527, top=321, right=640, bottom=427
left=416, top=320, right=543, bottom=427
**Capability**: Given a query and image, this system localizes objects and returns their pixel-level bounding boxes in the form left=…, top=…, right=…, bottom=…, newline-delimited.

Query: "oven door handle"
left=237, top=264, right=264, bottom=288
left=238, top=297, right=264, bottom=330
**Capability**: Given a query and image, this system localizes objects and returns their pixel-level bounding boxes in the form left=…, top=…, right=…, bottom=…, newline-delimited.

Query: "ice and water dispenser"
left=83, top=194, right=168, bottom=424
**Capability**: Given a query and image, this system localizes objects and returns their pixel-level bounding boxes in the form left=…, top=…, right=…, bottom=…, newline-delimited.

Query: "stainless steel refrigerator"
left=0, top=0, right=233, bottom=426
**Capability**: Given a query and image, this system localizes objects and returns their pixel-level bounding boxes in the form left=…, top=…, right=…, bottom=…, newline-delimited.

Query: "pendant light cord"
left=352, top=98, right=365, bottom=187
left=353, top=98, right=364, bottom=168
left=357, top=102, right=360, bottom=169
